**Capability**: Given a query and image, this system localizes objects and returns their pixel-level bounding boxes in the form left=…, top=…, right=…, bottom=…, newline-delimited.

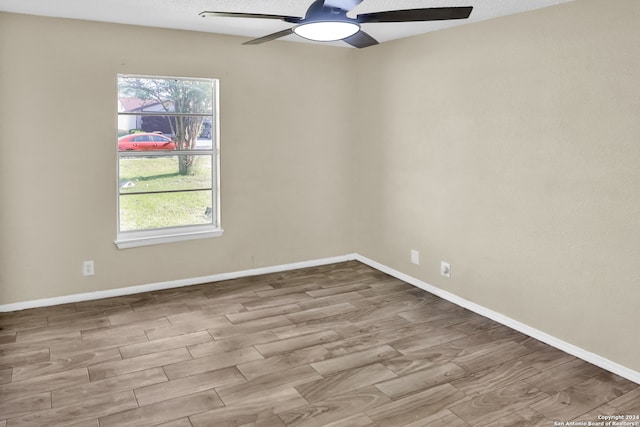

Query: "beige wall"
left=1, top=0, right=639, bottom=373
left=0, top=13, right=356, bottom=303
left=352, top=0, right=640, bottom=372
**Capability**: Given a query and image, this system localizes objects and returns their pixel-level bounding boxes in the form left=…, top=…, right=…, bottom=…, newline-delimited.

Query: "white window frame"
left=114, top=75, right=222, bottom=249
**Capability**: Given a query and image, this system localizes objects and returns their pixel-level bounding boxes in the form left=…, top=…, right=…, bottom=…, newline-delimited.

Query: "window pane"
left=118, top=132, right=175, bottom=152
left=119, top=155, right=212, bottom=194
left=119, top=190, right=213, bottom=232
left=117, top=114, right=212, bottom=151
left=118, top=77, right=213, bottom=115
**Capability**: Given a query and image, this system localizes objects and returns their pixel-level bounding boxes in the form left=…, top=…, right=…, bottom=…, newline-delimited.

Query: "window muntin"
left=116, top=75, right=220, bottom=248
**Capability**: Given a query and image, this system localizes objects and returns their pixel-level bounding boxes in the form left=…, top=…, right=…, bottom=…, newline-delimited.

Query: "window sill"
left=115, top=227, right=223, bottom=249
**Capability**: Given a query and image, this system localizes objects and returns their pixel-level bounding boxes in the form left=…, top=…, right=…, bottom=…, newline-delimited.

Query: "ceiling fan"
left=200, top=0, right=473, bottom=48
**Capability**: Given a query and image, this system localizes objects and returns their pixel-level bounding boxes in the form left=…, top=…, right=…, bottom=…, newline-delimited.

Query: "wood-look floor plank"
left=132, top=296, right=200, bottom=311
left=487, top=407, right=554, bottom=427
left=46, top=310, right=113, bottom=328
left=66, top=418, right=100, bottom=427
left=166, top=306, right=244, bottom=325
left=296, top=291, right=367, bottom=310
left=381, top=342, right=464, bottom=376
left=7, top=390, right=138, bottom=427
left=163, top=347, right=262, bottom=380
left=144, top=317, right=230, bottom=341
left=0, top=333, right=17, bottom=346
left=375, top=362, right=467, bottom=399
left=1, top=367, right=88, bottom=402
left=523, top=358, right=606, bottom=394
left=99, top=389, right=223, bottom=427
left=530, top=372, right=638, bottom=421
left=154, top=418, right=193, bottom=427
left=3, top=303, right=76, bottom=320
left=449, top=381, right=548, bottom=426
left=270, top=319, right=353, bottom=340
left=390, top=326, right=467, bottom=353
left=0, top=347, right=50, bottom=368
left=278, top=385, right=391, bottom=427
left=119, top=330, right=212, bottom=359
left=515, top=343, right=577, bottom=372
left=216, top=364, right=321, bottom=406
left=108, top=303, right=192, bottom=326
left=208, top=315, right=293, bottom=340
left=284, top=302, right=358, bottom=324
left=242, top=292, right=314, bottom=311
left=236, top=344, right=332, bottom=380
left=225, top=303, right=301, bottom=324
left=15, top=326, right=82, bottom=344
left=0, top=391, right=51, bottom=420
left=254, top=330, right=341, bottom=357
left=317, top=413, right=378, bottom=427
left=135, top=366, right=244, bottom=406
left=189, top=387, right=308, bottom=427
left=400, top=410, right=470, bottom=427
left=295, top=363, right=397, bottom=402
left=52, top=367, right=167, bottom=408
left=451, top=325, right=526, bottom=350
left=450, top=315, right=503, bottom=336
left=201, top=279, right=274, bottom=297
left=305, top=283, right=372, bottom=298
left=80, top=318, right=171, bottom=348
left=453, top=340, right=531, bottom=373
left=187, top=330, right=279, bottom=358
left=0, top=317, right=48, bottom=333
left=310, top=344, right=401, bottom=376
left=237, top=415, right=287, bottom=427
left=73, top=297, right=134, bottom=312
left=345, top=299, right=432, bottom=324
left=255, top=282, right=322, bottom=297
left=333, top=314, right=416, bottom=339
left=356, top=279, right=416, bottom=298
left=450, top=358, right=540, bottom=398
left=571, top=386, right=640, bottom=422
left=0, top=368, right=12, bottom=385
left=88, top=348, right=190, bottom=381
left=12, top=348, right=121, bottom=382
left=608, top=386, right=640, bottom=411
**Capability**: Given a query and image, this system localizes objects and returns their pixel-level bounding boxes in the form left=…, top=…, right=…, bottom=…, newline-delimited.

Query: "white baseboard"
left=2, top=252, right=638, bottom=385
left=354, top=253, right=640, bottom=386
left=0, top=254, right=358, bottom=313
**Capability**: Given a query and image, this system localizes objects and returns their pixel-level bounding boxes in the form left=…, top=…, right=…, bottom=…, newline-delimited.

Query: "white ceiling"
left=0, top=0, right=575, bottom=47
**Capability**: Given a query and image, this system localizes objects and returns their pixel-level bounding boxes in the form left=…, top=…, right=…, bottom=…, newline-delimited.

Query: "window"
left=115, top=75, right=221, bottom=249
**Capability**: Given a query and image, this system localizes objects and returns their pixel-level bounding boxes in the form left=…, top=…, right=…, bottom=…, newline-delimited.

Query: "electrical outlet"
left=440, top=261, right=451, bottom=278
left=83, top=260, right=95, bottom=276
left=411, top=249, right=420, bottom=265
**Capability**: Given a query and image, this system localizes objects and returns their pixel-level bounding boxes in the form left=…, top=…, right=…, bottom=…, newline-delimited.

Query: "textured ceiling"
left=0, top=0, right=575, bottom=47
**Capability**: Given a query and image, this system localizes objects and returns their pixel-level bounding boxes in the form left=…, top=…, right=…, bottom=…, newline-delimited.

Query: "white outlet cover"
left=441, top=261, right=451, bottom=278
left=83, top=260, right=95, bottom=276
left=411, top=250, right=420, bottom=265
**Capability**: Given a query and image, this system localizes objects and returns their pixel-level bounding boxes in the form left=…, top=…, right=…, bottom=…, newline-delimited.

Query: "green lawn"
left=119, top=155, right=213, bottom=231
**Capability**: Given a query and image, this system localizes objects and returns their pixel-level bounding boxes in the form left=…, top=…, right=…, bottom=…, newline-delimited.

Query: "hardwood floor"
left=1, top=261, right=638, bottom=426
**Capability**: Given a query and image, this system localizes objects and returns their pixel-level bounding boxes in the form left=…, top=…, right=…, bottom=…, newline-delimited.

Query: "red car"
left=118, top=133, right=176, bottom=151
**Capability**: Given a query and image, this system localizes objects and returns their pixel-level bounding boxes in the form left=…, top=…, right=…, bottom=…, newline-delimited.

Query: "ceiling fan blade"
left=242, top=28, right=295, bottom=45
left=357, top=6, right=473, bottom=23
left=199, top=11, right=301, bottom=21
left=322, top=0, right=363, bottom=11
left=343, top=30, right=378, bottom=49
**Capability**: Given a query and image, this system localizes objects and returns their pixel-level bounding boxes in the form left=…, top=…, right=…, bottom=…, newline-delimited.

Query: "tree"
left=118, top=77, right=213, bottom=175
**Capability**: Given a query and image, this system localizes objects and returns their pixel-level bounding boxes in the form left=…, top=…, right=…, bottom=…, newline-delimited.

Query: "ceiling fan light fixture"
left=293, top=21, right=360, bottom=42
